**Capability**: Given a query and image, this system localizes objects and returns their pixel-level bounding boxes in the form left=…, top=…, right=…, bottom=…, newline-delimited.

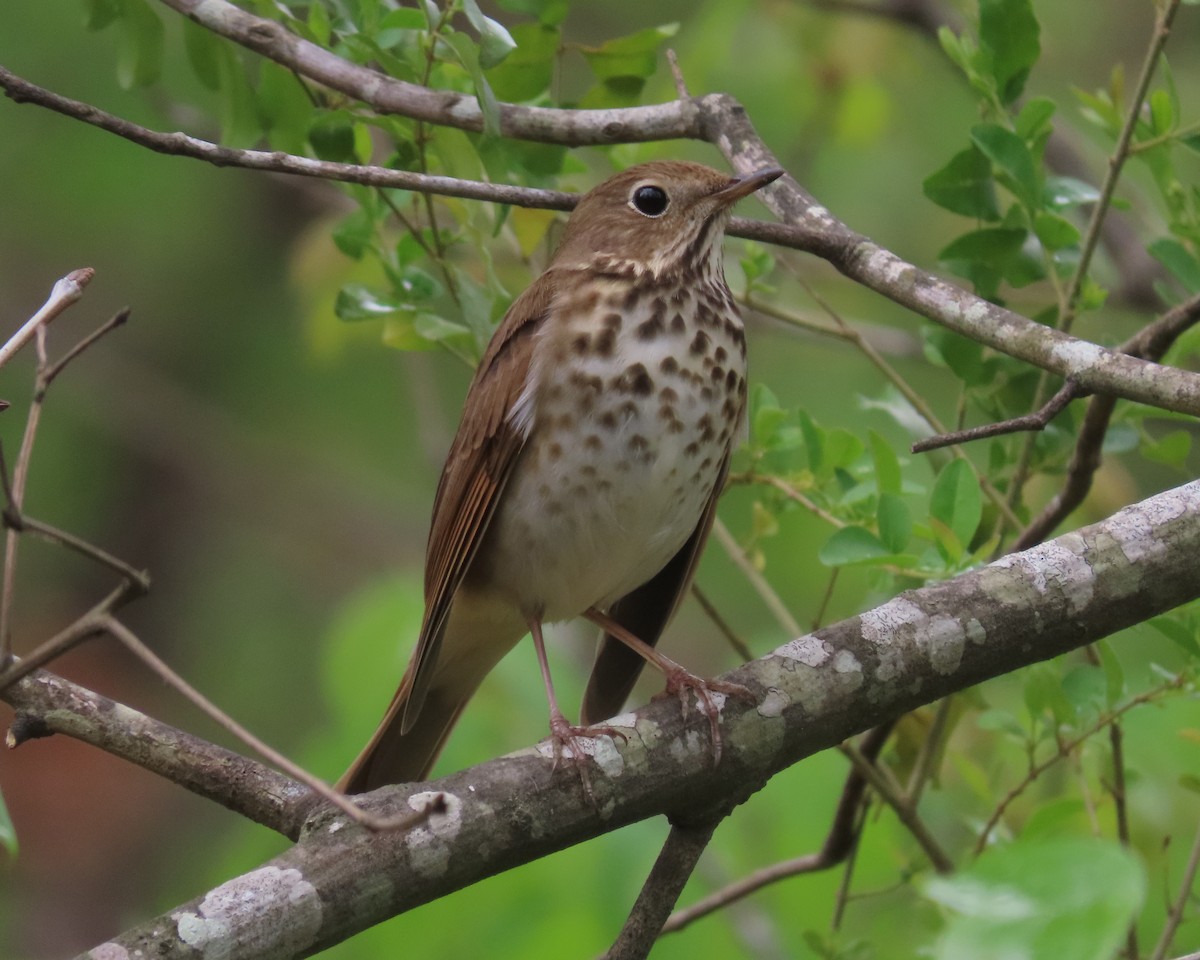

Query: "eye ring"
left=630, top=184, right=669, bottom=218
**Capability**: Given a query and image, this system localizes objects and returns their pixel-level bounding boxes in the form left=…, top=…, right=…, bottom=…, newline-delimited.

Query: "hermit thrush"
left=338, top=161, right=783, bottom=793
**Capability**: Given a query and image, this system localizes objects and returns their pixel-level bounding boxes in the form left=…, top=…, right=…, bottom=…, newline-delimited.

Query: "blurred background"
left=1, top=1, right=1198, bottom=957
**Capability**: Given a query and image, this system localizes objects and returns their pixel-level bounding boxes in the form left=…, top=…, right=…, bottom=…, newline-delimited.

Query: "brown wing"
left=580, top=453, right=732, bottom=725
left=400, top=271, right=556, bottom=731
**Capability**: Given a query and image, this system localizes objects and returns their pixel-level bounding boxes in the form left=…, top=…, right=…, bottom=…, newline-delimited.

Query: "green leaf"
left=925, top=329, right=990, bottom=386
left=970, top=123, right=1039, bottom=208
left=497, top=0, right=569, bottom=26
left=332, top=207, right=376, bottom=260
left=749, top=383, right=787, bottom=448
left=1148, top=238, right=1200, bottom=293
left=798, top=409, right=824, bottom=470
left=581, top=23, right=678, bottom=82
left=1014, top=96, right=1056, bottom=139
left=1044, top=175, right=1101, bottom=208
left=182, top=18, right=221, bottom=90
left=445, top=32, right=502, bottom=137
left=307, top=0, right=331, bottom=46
left=977, top=0, right=1041, bottom=105
left=1148, top=88, right=1175, bottom=137
left=1034, top=211, right=1080, bottom=251
left=869, top=430, right=901, bottom=496
left=1147, top=614, right=1200, bottom=657
left=0, top=788, right=16, bottom=858
left=309, top=112, right=358, bottom=162
left=1142, top=429, right=1191, bottom=467
left=82, top=0, right=121, bottom=30
left=877, top=493, right=912, bottom=554
left=818, top=526, right=890, bottom=567
left=924, top=836, right=1144, bottom=960
left=335, top=284, right=404, bottom=322
left=923, top=146, right=1000, bottom=220
left=938, top=227, right=1027, bottom=262
left=258, top=61, right=314, bottom=155
left=115, top=0, right=164, bottom=89
left=486, top=23, right=559, bottom=102
left=462, top=0, right=517, bottom=68
left=929, top=459, right=982, bottom=550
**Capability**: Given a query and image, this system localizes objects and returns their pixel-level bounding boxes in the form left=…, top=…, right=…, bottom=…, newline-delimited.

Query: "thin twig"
left=691, top=584, right=755, bottom=662
left=99, top=616, right=439, bottom=832
left=841, top=738, right=953, bottom=874
left=1008, top=0, right=1183, bottom=510
left=975, top=679, right=1185, bottom=855
left=0, top=268, right=94, bottom=370
left=41, top=308, right=130, bottom=392
left=912, top=381, right=1081, bottom=453
left=711, top=517, right=802, bottom=637
left=1149, top=819, right=1200, bottom=960
left=906, top=696, right=954, bottom=805
left=1015, top=291, right=1200, bottom=550
left=747, top=293, right=1023, bottom=533
left=0, top=581, right=141, bottom=691
left=666, top=49, right=689, bottom=99
left=604, top=818, right=722, bottom=960
left=1109, top=719, right=1138, bottom=960
left=663, top=723, right=894, bottom=935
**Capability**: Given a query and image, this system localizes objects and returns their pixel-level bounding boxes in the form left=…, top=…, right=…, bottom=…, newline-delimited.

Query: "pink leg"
left=583, top=607, right=753, bottom=766
left=528, top=618, right=627, bottom=779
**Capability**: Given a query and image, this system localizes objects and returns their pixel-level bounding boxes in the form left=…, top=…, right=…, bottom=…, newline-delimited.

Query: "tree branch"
left=77, top=480, right=1200, bottom=958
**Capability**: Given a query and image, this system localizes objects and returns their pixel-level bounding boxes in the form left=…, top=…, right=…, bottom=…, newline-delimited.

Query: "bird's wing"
left=401, top=271, right=555, bottom=730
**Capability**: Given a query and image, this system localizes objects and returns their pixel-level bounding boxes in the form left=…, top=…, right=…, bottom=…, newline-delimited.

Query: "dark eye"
left=631, top=185, right=669, bottom=217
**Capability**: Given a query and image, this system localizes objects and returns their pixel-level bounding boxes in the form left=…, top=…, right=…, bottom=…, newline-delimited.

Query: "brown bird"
left=338, top=161, right=782, bottom=794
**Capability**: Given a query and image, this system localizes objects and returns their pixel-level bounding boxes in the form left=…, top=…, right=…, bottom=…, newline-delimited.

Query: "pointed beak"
left=713, top=166, right=785, bottom=205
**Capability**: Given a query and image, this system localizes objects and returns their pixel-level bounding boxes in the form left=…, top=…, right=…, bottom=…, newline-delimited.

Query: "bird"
left=337, top=160, right=783, bottom=794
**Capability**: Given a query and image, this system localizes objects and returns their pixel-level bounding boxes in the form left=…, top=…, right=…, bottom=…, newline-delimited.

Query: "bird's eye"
left=631, top=184, right=669, bottom=217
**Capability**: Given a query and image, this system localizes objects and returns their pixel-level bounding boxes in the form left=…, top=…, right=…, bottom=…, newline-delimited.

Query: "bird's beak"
left=713, top=166, right=785, bottom=205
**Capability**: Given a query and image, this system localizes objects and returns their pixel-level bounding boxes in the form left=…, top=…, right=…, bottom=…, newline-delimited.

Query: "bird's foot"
left=546, top=712, right=628, bottom=801
left=655, top=669, right=754, bottom=767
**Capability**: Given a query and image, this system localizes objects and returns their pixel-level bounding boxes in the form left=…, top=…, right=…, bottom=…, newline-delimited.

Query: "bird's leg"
left=528, top=618, right=628, bottom=781
left=583, top=608, right=753, bottom=766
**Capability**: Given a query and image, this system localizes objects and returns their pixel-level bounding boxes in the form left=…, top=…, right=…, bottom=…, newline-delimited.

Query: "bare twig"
left=1149, top=819, right=1200, bottom=960
left=663, top=723, right=894, bottom=934
left=3, top=662, right=317, bottom=838
left=975, top=679, right=1185, bottom=855
left=98, top=616, right=441, bottom=833
left=666, top=49, right=689, bottom=99
left=1015, top=291, right=1200, bottom=550
left=605, top=818, right=722, bottom=959
left=0, top=299, right=130, bottom=665
left=1009, top=0, right=1183, bottom=509
left=841, top=738, right=953, bottom=874
left=711, top=517, right=802, bottom=637
left=0, top=268, right=94, bottom=370
left=912, top=380, right=1081, bottom=453
left=1109, top=720, right=1138, bottom=960
left=691, top=584, right=755, bottom=662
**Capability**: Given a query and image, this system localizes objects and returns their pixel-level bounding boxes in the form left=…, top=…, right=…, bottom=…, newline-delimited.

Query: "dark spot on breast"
left=572, top=333, right=591, bottom=355
left=628, top=434, right=649, bottom=452
left=660, top=356, right=679, bottom=375
left=711, top=365, right=725, bottom=382
left=700, top=386, right=715, bottom=401
left=594, top=328, right=616, bottom=357
left=671, top=287, right=688, bottom=306
left=715, top=346, right=728, bottom=364
left=684, top=441, right=700, bottom=458
left=584, top=433, right=603, bottom=450
left=670, top=312, right=687, bottom=333
left=603, top=312, right=623, bottom=330
left=546, top=442, right=562, bottom=461
left=623, top=286, right=641, bottom=311
left=617, top=400, right=639, bottom=420
left=690, top=330, right=711, bottom=356
left=599, top=411, right=618, bottom=430
left=725, top=369, right=739, bottom=392
left=581, top=464, right=597, bottom=478
left=660, top=386, right=678, bottom=403
left=636, top=314, right=664, bottom=340
left=612, top=362, right=653, bottom=396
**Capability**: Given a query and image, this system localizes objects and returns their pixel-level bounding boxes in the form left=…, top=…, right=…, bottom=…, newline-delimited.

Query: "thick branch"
left=81, top=480, right=1200, bottom=959
left=3, top=667, right=317, bottom=838
left=158, top=0, right=703, bottom=145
